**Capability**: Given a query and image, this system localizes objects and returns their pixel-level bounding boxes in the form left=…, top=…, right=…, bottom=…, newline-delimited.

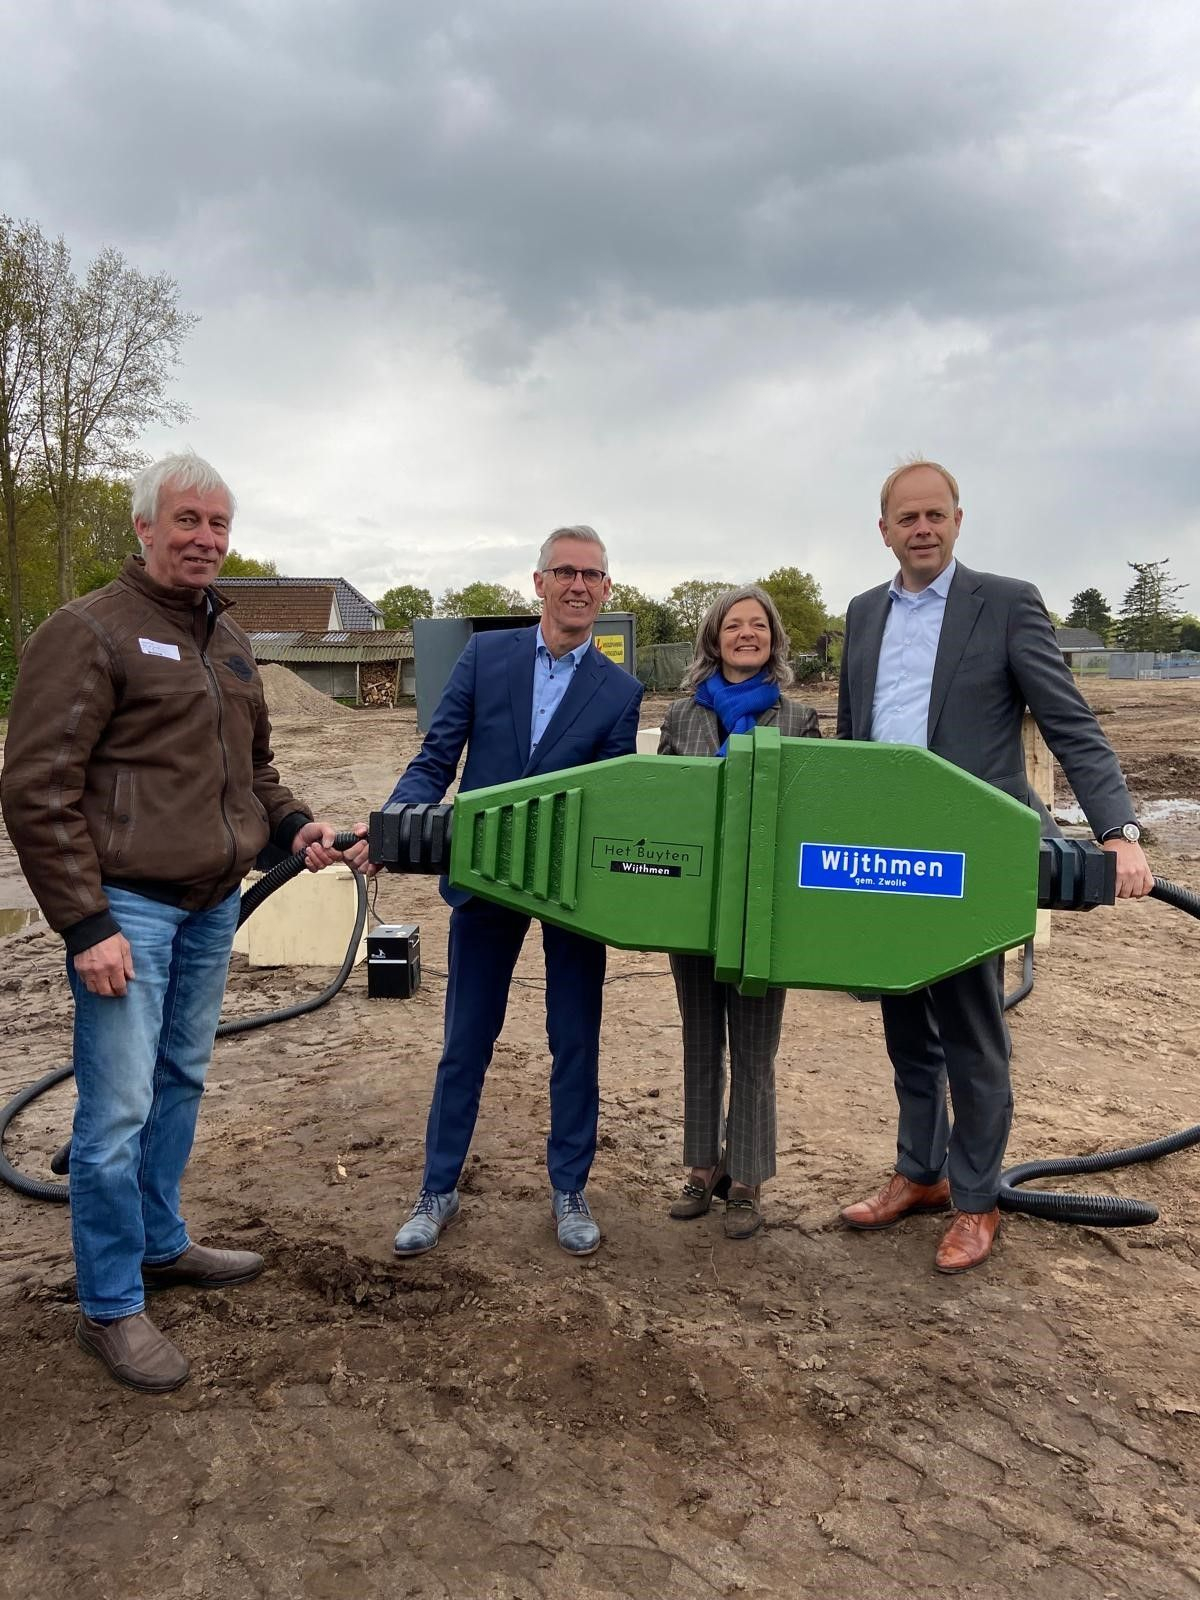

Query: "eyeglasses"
left=543, top=565, right=608, bottom=588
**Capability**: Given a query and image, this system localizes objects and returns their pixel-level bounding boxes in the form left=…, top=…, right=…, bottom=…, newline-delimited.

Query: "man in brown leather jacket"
left=2, top=452, right=367, bottom=1393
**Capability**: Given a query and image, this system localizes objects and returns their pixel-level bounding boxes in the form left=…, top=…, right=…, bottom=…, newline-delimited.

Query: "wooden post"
left=1022, top=712, right=1053, bottom=946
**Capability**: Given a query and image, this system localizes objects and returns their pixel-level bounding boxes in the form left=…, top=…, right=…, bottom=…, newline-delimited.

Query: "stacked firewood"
left=359, top=661, right=401, bottom=707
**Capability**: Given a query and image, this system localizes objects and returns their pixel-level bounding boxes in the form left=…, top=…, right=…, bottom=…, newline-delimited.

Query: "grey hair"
left=536, top=524, right=608, bottom=574
left=131, top=451, right=236, bottom=528
left=680, top=584, right=794, bottom=692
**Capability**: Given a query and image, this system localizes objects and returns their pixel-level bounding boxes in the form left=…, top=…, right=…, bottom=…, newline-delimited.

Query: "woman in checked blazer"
left=657, top=586, right=820, bottom=1238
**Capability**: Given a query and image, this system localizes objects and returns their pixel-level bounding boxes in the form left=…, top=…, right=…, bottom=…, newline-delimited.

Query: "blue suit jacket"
left=386, top=626, right=643, bottom=905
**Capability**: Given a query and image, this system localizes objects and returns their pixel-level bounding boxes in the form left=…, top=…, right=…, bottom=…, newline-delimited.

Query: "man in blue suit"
left=387, top=526, right=643, bottom=1257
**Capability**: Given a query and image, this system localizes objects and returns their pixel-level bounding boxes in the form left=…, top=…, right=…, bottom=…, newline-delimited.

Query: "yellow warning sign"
left=593, top=633, right=625, bottom=664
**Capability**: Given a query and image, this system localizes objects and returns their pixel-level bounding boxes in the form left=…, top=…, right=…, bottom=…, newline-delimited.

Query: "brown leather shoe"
left=142, top=1242, right=264, bottom=1290
left=76, top=1311, right=190, bottom=1393
left=934, top=1208, right=1000, bottom=1274
left=840, top=1173, right=952, bottom=1230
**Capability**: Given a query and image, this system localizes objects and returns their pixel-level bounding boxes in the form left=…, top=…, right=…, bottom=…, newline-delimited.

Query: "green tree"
left=757, top=566, right=826, bottom=652
left=1065, top=587, right=1112, bottom=639
left=220, top=550, right=280, bottom=578
left=377, top=582, right=433, bottom=629
left=1, top=474, right=133, bottom=615
left=1177, top=614, right=1200, bottom=652
left=1116, top=559, right=1188, bottom=651
left=438, top=580, right=532, bottom=617
left=606, top=582, right=686, bottom=647
left=651, top=599, right=689, bottom=643
left=666, top=578, right=734, bottom=639
left=0, top=217, right=40, bottom=653
left=816, top=615, right=845, bottom=673
left=74, top=476, right=137, bottom=592
left=2, top=487, right=57, bottom=628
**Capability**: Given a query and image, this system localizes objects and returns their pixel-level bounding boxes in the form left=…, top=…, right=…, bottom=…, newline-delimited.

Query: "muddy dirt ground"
left=1, top=679, right=1198, bottom=1600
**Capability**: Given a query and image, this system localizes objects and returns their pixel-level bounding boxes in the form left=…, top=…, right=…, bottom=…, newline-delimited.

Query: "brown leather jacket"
left=1, top=556, right=311, bottom=954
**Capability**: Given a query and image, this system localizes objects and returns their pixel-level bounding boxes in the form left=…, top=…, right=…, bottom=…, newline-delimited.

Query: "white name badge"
left=138, top=638, right=181, bottom=660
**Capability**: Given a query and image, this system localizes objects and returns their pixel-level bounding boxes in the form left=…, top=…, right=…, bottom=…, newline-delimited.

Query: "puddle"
left=1055, top=798, right=1200, bottom=826
left=1053, top=798, right=1200, bottom=854
left=0, top=906, right=42, bottom=936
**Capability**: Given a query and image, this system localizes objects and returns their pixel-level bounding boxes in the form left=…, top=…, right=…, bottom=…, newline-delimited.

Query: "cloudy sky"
left=4, top=0, right=1198, bottom=618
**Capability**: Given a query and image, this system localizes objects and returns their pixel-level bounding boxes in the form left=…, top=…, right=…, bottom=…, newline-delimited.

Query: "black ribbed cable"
left=0, top=835, right=364, bottom=1204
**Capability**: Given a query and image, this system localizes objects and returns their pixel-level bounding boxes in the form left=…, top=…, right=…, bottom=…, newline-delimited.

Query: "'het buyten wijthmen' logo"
left=799, top=842, right=965, bottom=898
left=592, top=837, right=704, bottom=880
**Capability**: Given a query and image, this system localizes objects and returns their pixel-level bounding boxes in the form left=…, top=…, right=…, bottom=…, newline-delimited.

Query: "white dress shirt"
left=869, top=559, right=957, bottom=747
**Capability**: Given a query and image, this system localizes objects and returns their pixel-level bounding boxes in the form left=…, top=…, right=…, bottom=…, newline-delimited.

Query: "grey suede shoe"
left=393, top=1190, right=460, bottom=1256
left=76, top=1311, right=190, bottom=1393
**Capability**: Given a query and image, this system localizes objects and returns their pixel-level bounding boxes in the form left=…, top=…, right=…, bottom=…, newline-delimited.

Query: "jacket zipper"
left=200, top=630, right=238, bottom=878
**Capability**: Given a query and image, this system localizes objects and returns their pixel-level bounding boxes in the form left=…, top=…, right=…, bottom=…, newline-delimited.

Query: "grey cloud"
left=5, top=0, right=1198, bottom=611
left=10, top=0, right=1197, bottom=338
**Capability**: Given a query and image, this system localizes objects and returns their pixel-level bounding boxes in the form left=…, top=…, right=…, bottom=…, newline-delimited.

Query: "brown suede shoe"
left=934, top=1209, right=999, bottom=1274
left=142, top=1242, right=264, bottom=1290
left=723, top=1186, right=764, bottom=1240
left=76, top=1311, right=190, bottom=1393
left=669, top=1158, right=731, bottom=1220
left=839, top=1173, right=952, bottom=1230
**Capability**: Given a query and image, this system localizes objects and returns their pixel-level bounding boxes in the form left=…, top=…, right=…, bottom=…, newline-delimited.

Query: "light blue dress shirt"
left=869, top=560, right=957, bottom=748
left=530, top=626, right=592, bottom=750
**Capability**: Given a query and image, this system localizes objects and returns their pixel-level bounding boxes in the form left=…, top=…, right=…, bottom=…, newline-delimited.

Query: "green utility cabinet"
left=447, top=728, right=1041, bottom=996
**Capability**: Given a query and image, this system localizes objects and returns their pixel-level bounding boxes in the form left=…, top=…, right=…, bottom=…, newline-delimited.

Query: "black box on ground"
left=367, top=924, right=421, bottom=998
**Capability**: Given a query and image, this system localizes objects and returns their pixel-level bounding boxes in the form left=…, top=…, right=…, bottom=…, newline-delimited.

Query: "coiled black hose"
left=999, top=875, right=1200, bottom=1226
left=0, top=834, right=365, bottom=1205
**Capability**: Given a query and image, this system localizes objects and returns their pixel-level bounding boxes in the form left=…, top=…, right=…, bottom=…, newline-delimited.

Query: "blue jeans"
left=67, top=886, right=240, bottom=1321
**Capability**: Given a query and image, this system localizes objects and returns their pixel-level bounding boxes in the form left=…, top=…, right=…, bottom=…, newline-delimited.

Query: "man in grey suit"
left=836, top=459, right=1152, bottom=1272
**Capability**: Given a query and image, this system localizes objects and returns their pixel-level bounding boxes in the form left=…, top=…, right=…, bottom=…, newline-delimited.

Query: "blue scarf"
left=693, top=669, right=780, bottom=756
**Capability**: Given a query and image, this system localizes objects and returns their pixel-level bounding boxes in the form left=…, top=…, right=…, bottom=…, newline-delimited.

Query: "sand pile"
left=258, top=662, right=353, bottom=718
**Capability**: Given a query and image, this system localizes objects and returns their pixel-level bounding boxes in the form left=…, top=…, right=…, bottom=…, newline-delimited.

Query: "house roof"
left=249, top=630, right=414, bottom=663
left=218, top=576, right=383, bottom=630
left=221, top=583, right=336, bottom=633
left=1054, top=627, right=1106, bottom=650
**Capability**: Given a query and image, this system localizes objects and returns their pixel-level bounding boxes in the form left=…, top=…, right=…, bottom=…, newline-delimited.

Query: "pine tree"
left=1115, top=560, right=1187, bottom=651
left=1065, top=587, right=1112, bottom=640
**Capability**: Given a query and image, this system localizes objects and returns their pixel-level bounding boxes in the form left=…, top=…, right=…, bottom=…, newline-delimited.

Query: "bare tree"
left=30, top=237, right=196, bottom=603
left=0, top=217, right=41, bottom=653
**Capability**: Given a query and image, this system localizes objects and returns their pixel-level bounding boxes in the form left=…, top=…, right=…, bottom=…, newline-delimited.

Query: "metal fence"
left=1069, top=650, right=1113, bottom=676
left=1106, top=651, right=1200, bottom=680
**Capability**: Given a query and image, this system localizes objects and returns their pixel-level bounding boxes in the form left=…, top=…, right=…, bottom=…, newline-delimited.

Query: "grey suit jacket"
left=836, top=560, right=1134, bottom=837
left=658, top=691, right=820, bottom=757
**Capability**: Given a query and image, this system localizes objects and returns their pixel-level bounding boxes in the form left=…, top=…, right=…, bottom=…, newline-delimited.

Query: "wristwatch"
left=1100, top=823, right=1141, bottom=844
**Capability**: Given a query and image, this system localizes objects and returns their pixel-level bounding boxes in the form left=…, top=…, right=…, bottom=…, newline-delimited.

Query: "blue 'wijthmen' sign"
left=799, top=842, right=965, bottom=898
